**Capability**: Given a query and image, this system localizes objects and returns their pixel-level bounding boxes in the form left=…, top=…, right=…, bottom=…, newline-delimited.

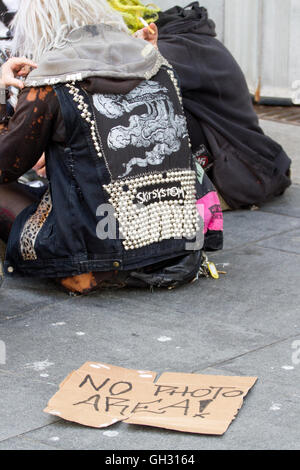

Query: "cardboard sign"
left=44, top=362, right=257, bottom=435
left=44, top=362, right=157, bottom=428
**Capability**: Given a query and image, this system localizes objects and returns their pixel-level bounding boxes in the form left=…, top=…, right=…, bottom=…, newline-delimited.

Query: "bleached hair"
left=10, top=0, right=130, bottom=62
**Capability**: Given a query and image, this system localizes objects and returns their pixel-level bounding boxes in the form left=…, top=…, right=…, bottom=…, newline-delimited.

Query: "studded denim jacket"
left=4, top=63, right=206, bottom=278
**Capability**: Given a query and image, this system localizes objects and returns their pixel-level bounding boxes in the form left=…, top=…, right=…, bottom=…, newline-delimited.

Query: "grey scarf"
left=25, top=24, right=168, bottom=88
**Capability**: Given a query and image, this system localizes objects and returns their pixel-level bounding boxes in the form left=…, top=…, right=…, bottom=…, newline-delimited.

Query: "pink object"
left=196, top=192, right=223, bottom=233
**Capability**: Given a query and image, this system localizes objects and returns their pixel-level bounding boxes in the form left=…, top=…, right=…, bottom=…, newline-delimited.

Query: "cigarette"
left=139, top=17, right=155, bottom=35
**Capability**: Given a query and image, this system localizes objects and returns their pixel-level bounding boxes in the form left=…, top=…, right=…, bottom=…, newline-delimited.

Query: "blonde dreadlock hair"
left=107, top=0, right=160, bottom=33
left=11, top=0, right=130, bottom=62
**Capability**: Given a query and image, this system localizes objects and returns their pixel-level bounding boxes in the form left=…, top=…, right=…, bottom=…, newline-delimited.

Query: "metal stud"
left=67, top=84, right=104, bottom=161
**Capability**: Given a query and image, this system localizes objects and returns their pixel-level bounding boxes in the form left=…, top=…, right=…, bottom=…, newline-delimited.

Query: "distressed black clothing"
left=156, top=3, right=291, bottom=208
left=0, top=77, right=143, bottom=184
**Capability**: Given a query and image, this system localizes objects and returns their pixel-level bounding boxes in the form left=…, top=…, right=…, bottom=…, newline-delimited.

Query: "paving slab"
left=0, top=282, right=277, bottom=383
left=0, top=437, right=57, bottom=450
left=221, top=209, right=300, bottom=251
left=0, top=370, right=58, bottom=442
left=0, top=277, right=69, bottom=323
left=112, top=246, right=300, bottom=340
left=259, top=184, right=300, bottom=219
left=5, top=336, right=299, bottom=451
left=256, top=227, right=300, bottom=254
left=195, top=338, right=300, bottom=450
left=0, top=242, right=299, bottom=449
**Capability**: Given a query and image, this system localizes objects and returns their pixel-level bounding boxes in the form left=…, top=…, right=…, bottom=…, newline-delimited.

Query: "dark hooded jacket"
left=156, top=2, right=291, bottom=209
left=1, top=24, right=223, bottom=285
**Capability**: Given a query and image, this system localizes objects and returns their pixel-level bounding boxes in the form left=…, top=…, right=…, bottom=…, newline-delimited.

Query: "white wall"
left=224, top=0, right=299, bottom=101
left=154, top=0, right=300, bottom=102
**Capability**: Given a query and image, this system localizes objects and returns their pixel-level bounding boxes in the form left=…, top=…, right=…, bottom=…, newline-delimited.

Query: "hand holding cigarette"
left=133, top=21, right=158, bottom=49
left=139, top=17, right=156, bottom=34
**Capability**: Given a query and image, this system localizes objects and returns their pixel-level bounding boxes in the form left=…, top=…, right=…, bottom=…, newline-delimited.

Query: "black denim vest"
left=5, top=66, right=203, bottom=278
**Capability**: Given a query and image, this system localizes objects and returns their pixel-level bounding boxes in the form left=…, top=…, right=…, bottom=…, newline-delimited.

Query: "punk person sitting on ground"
left=0, top=0, right=223, bottom=294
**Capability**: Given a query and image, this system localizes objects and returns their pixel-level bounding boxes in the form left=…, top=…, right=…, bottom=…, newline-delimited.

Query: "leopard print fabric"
left=20, top=189, right=52, bottom=261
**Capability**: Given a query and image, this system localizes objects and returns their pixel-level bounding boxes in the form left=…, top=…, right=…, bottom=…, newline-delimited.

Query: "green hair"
left=107, top=0, right=160, bottom=33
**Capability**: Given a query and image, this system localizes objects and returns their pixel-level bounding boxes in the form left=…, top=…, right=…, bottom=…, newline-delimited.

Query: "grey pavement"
left=0, top=119, right=300, bottom=450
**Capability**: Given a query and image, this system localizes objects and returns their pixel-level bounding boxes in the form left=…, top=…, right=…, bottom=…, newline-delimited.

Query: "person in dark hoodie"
left=0, top=0, right=223, bottom=293
left=155, top=2, right=291, bottom=210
